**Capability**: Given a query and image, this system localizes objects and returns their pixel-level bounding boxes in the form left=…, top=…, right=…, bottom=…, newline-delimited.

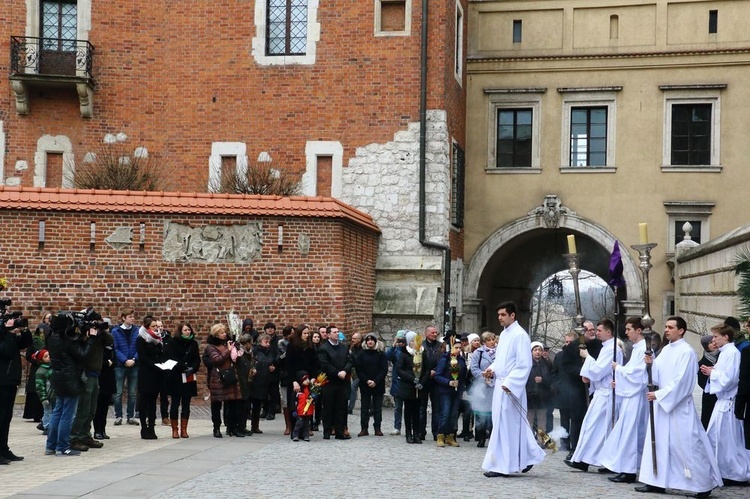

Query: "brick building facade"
left=1, top=0, right=467, bottom=334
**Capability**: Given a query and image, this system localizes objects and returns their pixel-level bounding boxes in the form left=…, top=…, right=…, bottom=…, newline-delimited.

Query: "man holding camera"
left=69, top=317, right=111, bottom=452
left=46, top=313, right=98, bottom=456
left=0, top=314, right=33, bottom=464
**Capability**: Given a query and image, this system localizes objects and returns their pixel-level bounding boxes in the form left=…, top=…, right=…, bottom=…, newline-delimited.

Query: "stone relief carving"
left=162, top=222, right=263, bottom=263
left=297, top=233, right=310, bottom=256
left=105, top=227, right=133, bottom=250
left=528, top=194, right=576, bottom=229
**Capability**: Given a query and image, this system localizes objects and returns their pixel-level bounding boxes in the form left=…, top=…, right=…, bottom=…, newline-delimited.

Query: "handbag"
left=218, top=366, right=238, bottom=387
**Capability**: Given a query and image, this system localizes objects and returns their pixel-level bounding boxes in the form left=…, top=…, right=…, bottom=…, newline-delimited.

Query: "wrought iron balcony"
left=9, top=36, right=95, bottom=117
left=10, top=35, right=94, bottom=78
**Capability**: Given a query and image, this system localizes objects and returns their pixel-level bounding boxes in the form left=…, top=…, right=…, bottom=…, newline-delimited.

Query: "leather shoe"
left=694, top=491, right=712, bottom=498
left=323, top=432, right=331, bottom=440
left=335, top=434, right=352, bottom=440
left=598, top=467, right=614, bottom=474
left=565, top=451, right=574, bottom=461
left=213, top=429, right=223, bottom=438
left=484, top=471, right=508, bottom=478
left=722, top=479, right=747, bottom=487
left=563, top=459, right=588, bottom=472
left=0, top=456, right=10, bottom=465
left=608, top=473, right=636, bottom=483
left=477, top=439, right=486, bottom=448
left=1, top=450, right=23, bottom=462
left=522, top=465, right=533, bottom=473
left=358, top=430, right=369, bottom=437
left=634, top=485, right=665, bottom=494
left=94, top=432, right=110, bottom=440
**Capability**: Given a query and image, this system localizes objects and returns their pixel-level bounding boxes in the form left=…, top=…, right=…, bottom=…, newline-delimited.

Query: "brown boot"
left=171, top=419, right=179, bottom=439
left=283, top=408, right=292, bottom=436
left=446, top=434, right=460, bottom=447
left=162, top=417, right=171, bottom=427
left=179, top=418, right=189, bottom=438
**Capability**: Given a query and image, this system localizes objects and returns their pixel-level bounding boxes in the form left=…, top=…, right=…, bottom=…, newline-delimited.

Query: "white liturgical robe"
left=706, top=342, right=750, bottom=482
left=638, top=338, right=722, bottom=493
left=570, top=337, right=622, bottom=466
left=599, top=339, right=648, bottom=473
left=481, top=321, right=546, bottom=474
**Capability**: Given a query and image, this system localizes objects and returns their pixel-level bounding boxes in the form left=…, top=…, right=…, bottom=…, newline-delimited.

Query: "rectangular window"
left=673, top=220, right=702, bottom=247
left=379, top=0, right=407, bottom=32
left=451, top=143, right=465, bottom=228
left=570, top=107, right=607, bottom=167
left=671, top=104, right=711, bottom=165
left=513, top=20, right=522, bottom=43
left=497, top=109, right=532, bottom=168
left=709, top=10, right=718, bottom=34
left=41, top=1, right=77, bottom=51
left=267, top=0, right=308, bottom=56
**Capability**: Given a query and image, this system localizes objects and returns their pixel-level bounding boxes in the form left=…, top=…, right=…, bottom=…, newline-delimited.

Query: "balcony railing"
left=10, top=36, right=94, bottom=79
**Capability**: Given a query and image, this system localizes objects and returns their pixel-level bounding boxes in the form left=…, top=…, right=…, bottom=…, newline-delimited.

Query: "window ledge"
left=660, top=165, right=722, bottom=173
left=560, top=166, right=616, bottom=173
left=485, top=167, right=542, bottom=174
left=375, top=31, right=410, bottom=37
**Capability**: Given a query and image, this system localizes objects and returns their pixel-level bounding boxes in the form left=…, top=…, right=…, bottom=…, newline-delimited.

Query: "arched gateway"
left=461, top=196, right=644, bottom=333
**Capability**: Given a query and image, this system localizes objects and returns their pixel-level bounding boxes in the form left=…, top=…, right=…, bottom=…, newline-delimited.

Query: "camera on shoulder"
left=0, top=298, right=29, bottom=330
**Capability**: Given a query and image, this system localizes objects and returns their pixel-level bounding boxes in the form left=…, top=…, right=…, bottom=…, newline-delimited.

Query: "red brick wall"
left=0, top=209, right=379, bottom=338
left=1, top=1, right=463, bottom=191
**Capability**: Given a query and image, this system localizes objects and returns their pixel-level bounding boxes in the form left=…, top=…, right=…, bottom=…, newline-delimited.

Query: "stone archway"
left=462, top=196, right=643, bottom=333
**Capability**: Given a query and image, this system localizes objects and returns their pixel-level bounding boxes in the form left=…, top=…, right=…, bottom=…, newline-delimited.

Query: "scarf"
left=138, top=327, right=162, bottom=344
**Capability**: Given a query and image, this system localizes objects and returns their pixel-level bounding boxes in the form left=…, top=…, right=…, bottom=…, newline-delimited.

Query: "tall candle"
left=639, top=223, right=649, bottom=244
left=567, top=234, right=577, bottom=254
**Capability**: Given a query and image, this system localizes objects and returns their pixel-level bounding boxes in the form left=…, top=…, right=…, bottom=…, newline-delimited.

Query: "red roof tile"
left=0, top=187, right=380, bottom=233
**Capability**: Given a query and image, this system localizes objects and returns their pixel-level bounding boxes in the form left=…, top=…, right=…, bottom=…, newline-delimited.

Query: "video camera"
left=50, top=307, right=108, bottom=337
left=0, top=298, right=29, bottom=329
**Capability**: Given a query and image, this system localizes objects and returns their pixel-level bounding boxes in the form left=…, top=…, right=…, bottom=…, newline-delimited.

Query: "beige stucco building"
left=462, top=0, right=750, bottom=336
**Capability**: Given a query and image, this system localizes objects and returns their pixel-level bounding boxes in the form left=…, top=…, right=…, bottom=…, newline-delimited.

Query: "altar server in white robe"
left=564, top=318, right=622, bottom=471
left=599, top=317, right=648, bottom=483
left=636, top=316, right=722, bottom=496
left=701, top=323, right=750, bottom=485
left=481, top=301, right=546, bottom=477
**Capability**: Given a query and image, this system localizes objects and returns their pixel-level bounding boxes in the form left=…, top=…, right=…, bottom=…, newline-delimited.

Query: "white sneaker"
left=390, top=429, right=401, bottom=435
left=114, top=417, right=123, bottom=426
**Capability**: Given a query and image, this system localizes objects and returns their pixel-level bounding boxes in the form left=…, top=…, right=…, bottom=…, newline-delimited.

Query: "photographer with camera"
left=69, top=312, right=111, bottom=452
left=0, top=301, right=32, bottom=465
left=45, top=311, right=99, bottom=456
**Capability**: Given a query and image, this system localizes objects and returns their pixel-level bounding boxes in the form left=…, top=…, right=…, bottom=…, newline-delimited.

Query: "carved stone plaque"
left=297, top=233, right=310, bottom=256
left=105, top=227, right=133, bottom=250
left=162, top=222, right=263, bottom=263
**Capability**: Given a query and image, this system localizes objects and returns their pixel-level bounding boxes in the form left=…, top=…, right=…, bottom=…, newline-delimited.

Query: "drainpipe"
left=418, top=0, right=452, bottom=335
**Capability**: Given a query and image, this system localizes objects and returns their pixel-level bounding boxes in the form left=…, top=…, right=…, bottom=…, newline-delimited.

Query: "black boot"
left=213, top=425, right=223, bottom=438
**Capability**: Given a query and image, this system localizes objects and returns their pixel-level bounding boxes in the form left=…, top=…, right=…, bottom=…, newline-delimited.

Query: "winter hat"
left=530, top=341, right=544, bottom=351
left=395, top=330, right=406, bottom=340
left=364, top=333, right=377, bottom=342
left=338, top=332, right=346, bottom=342
left=34, top=349, right=49, bottom=362
left=405, top=331, right=417, bottom=346
left=467, top=333, right=480, bottom=343
left=700, top=334, right=714, bottom=352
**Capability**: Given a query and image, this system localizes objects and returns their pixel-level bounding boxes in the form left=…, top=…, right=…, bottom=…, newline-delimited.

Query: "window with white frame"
left=660, top=85, right=724, bottom=171
left=559, top=87, right=620, bottom=171
left=253, top=0, right=320, bottom=65
left=375, top=0, right=411, bottom=36
left=663, top=201, right=715, bottom=254
left=485, top=88, right=544, bottom=171
left=454, top=1, right=464, bottom=84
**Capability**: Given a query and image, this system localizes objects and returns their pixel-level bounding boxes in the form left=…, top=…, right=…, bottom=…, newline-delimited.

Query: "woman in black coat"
left=22, top=313, right=50, bottom=423
left=286, top=324, right=320, bottom=440
left=353, top=333, right=387, bottom=436
left=248, top=334, right=276, bottom=434
left=93, top=328, right=116, bottom=440
left=697, top=334, right=718, bottom=430
left=395, top=331, right=423, bottom=444
left=136, top=317, right=166, bottom=439
left=164, top=322, right=201, bottom=438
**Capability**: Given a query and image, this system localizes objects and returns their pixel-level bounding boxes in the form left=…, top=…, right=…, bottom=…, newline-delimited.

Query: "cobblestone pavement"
left=4, top=402, right=748, bottom=499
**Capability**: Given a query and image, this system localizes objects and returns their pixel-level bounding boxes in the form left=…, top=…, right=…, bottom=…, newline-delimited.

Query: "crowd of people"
left=2, top=302, right=750, bottom=498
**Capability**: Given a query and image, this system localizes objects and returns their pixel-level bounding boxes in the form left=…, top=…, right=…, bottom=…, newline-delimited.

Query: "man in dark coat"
left=0, top=317, right=33, bottom=464
left=353, top=333, right=387, bottom=436
left=558, top=330, right=589, bottom=460
left=735, top=329, right=750, bottom=449
left=418, top=325, right=443, bottom=441
left=318, top=327, right=352, bottom=440
left=46, top=313, right=97, bottom=456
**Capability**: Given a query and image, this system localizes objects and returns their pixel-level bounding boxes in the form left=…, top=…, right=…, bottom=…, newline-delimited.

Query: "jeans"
left=42, top=399, right=54, bottom=429
left=348, top=378, right=359, bottom=412
left=114, top=366, right=138, bottom=419
left=392, top=395, right=403, bottom=431
left=71, top=375, right=99, bottom=441
left=46, top=395, right=80, bottom=452
left=438, top=392, right=461, bottom=435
